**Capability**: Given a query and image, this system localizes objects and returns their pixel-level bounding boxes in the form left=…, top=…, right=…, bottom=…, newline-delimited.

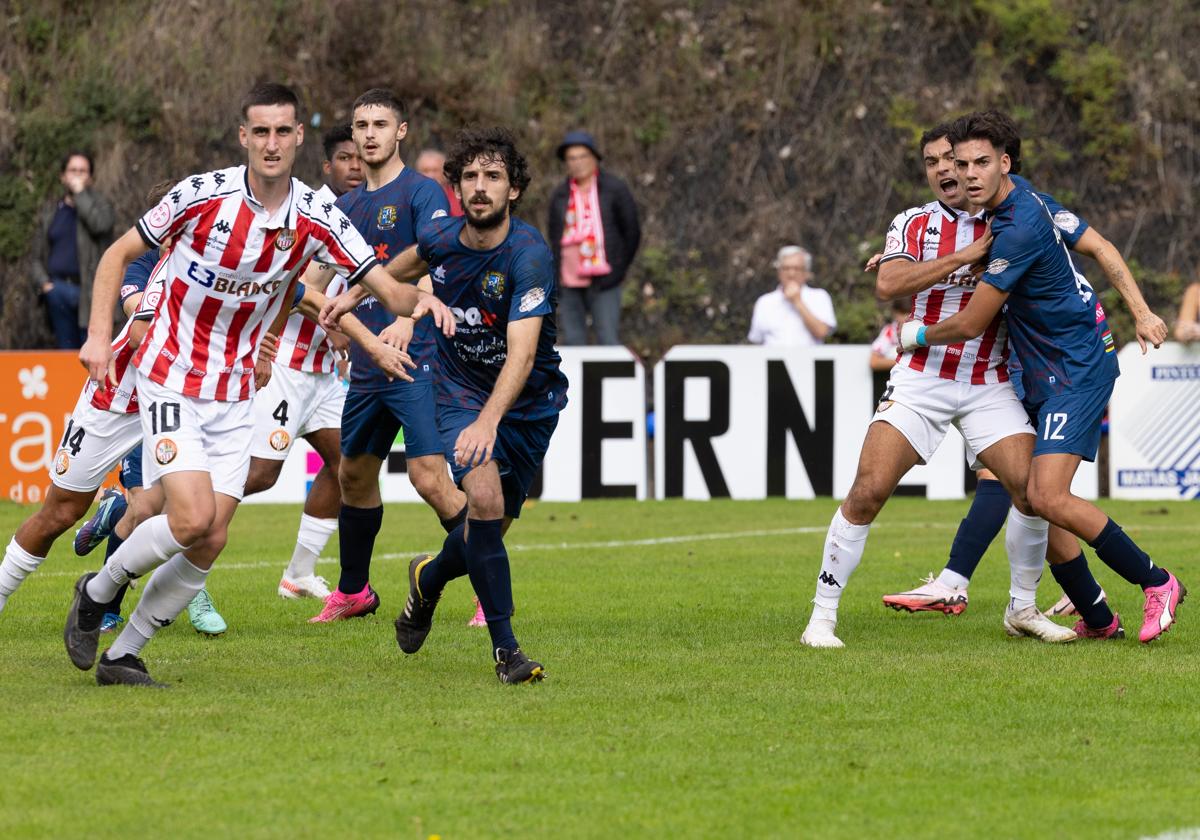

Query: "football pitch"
left=0, top=497, right=1196, bottom=839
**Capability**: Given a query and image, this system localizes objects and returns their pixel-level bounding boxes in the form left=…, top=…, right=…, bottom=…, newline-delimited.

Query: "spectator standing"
left=547, top=130, right=641, bottom=346
left=870, top=297, right=912, bottom=370
left=1175, top=281, right=1200, bottom=343
left=415, top=148, right=463, bottom=216
left=31, top=152, right=115, bottom=348
left=747, top=246, right=837, bottom=346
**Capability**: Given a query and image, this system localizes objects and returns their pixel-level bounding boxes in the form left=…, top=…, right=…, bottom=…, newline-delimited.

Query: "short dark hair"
left=145, top=180, right=175, bottom=205
left=240, top=82, right=301, bottom=121
left=352, top=88, right=407, bottom=123
left=322, top=124, right=355, bottom=161
left=60, top=150, right=94, bottom=175
left=444, top=127, right=532, bottom=208
left=918, top=123, right=952, bottom=152
left=948, top=110, right=1023, bottom=174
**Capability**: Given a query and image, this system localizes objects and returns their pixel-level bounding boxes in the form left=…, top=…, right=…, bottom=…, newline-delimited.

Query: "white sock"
left=1006, top=507, right=1048, bottom=611
left=0, top=538, right=45, bottom=603
left=87, top=515, right=187, bottom=603
left=285, top=514, right=336, bottom=579
left=813, top=507, right=871, bottom=611
left=936, top=568, right=971, bottom=590
left=109, top=553, right=208, bottom=659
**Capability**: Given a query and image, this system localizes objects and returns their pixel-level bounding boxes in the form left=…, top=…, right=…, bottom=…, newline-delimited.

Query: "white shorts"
left=250, top=365, right=345, bottom=460
left=872, top=365, right=1033, bottom=469
left=136, top=371, right=253, bottom=499
left=49, top=392, right=142, bottom=493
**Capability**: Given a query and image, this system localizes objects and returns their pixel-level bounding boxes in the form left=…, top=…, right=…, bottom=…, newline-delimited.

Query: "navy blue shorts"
left=1026, top=380, right=1114, bottom=461
left=119, top=444, right=143, bottom=491
left=437, top=406, right=558, bottom=519
left=341, top=381, right=443, bottom=460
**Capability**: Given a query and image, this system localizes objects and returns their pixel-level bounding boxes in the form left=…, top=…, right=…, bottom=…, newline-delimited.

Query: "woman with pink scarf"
left=547, top=131, right=641, bottom=346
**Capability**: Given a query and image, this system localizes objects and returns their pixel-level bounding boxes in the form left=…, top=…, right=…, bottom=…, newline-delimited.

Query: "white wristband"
left=899, top=320, right=924, bottom=350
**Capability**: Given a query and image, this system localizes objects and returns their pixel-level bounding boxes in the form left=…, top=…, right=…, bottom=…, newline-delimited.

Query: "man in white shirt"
left=747, top=246, right=837, bottom=346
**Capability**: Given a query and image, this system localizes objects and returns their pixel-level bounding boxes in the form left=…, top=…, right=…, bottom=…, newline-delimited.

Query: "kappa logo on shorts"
left=154, top=438, right=178, bottom=465
left=275, top=229, right=296, bottom=251
left=377, top=205, right=397, bottom=230
left=986, top=258, right=1009, bottom=275
left=876, top=400, right=894, bottom=413
left=269, top=429, right=291, bottom=451
left=53, top=450, right=70, bottom=475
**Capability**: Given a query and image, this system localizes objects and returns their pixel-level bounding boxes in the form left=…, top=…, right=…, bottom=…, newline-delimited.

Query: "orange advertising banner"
left=0, top=351, right=119, bottom=504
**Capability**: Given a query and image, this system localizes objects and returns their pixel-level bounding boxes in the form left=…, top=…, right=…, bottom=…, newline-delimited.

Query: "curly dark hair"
left=947, top=110, right=1023, bottom=174
left=321, top=123, right=354, bottom=161
left=444, top=127, right=532, bottom=208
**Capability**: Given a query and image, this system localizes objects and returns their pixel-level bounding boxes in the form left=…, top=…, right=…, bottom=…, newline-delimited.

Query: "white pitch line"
left=31, top=524, right=855, bottom=580
left=1140, top=830, right=1200, bottom=840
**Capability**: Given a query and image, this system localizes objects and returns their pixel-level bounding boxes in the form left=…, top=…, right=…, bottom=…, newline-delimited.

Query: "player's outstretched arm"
left=80, top=228, right=145, bottom=383
left=294, top=288, right=416, bottom=382
left=899, top=283, right=1009, bottom=350
left=1072, top=228, right=1167, bottom=353
left=875, top=230, right=993, bottom=299
left=382, top=244, right=430, bottom=284
left=453, top=317, right=541, bottom=469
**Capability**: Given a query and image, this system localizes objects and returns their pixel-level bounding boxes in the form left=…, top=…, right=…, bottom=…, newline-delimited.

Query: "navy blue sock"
left=337, top=504, right=383, bottom=595
left=102, top=529, right=126, bottom=564
left=1088, top=518, right=1168, bottom=589
left=1050, top=554, right=1115, bottom=630
left=418, top=524, right=468, bottom=598
left=465, top=518, right=517, bottom=652
left=945, top=479, right=1010, bottom=581
left=439, top=504, right=468, bottom=535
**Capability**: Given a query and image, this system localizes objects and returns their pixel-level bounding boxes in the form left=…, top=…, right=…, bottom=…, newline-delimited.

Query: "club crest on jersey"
left=986, top=258, right=1009, bottom=275
left=154, top=438, right=178, bottom=465
left=269, top=429, right=291, bottom=451
left=54, top=450, right=70, bottom=475
left=518, top=287, right=546, bottom=313
left=482, top=271, right=506, bottom=299
left=275, top=228, right=296, bottom=251
left=377, top=205, right=397, bottom=230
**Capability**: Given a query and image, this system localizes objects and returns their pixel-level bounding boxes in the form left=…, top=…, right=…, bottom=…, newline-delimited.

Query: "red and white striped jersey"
left=275, top=184, right=348, bottom=374
left=879, top=200, right=1009, bottom=384
left=85, top=255, right=170, bottom=414
left=132, top=167, right=376, bottom=401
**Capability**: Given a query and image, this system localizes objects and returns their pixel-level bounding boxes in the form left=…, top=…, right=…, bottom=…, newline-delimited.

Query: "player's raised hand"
left=413, top=292, right=456, bottom=337
left=454, top=417, right=497, bottom=469
left=864, top=253, right=884, bottom=272
left=960, top=228, right=994, bottom=265
left=379, top=318, right=413, bottom=352
left=367, top=339, right=416, bottom=383
left=79, top=335, right=115, bottom=386
left=1135, top=310, right=1168, bottom=353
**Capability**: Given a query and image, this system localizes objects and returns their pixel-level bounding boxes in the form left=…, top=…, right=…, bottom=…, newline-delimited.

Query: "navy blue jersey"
left=335, top=167, right=450, bottom=391
left=982, top=178, right=1119, bottom=404
left=416, top=216, right=568, bottom=421
left=120, top=249, right=159, bottom=311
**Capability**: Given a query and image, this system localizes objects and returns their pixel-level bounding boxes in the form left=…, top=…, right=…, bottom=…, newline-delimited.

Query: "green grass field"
left=0, top=497, right=1197, bottom=839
